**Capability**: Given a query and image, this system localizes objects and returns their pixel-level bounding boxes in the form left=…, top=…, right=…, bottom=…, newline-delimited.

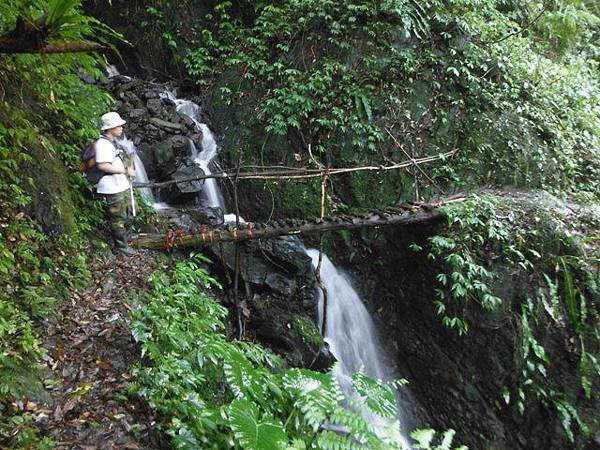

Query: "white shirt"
left=95, top=137, right=130, bottom=194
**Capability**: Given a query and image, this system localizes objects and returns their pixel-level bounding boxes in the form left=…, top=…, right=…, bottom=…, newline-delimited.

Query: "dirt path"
left=38, top=251, right=169, bottom=449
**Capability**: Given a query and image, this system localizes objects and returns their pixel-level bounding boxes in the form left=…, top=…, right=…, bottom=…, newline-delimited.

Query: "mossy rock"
left=22, top=142, right=78, bottom=235
left=251, top=301, right=323, bottom=367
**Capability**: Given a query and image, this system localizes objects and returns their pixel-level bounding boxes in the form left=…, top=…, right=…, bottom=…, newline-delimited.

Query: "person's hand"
left=126, top=166, right=136, bottom=178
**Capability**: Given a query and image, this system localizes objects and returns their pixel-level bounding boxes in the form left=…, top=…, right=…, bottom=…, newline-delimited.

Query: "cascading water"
left=116, top=135, right=155, bottom=204
left=306, top=249, right=410, bottom=448
left=161, top=91, right=225, bottom=210
left=125, top=86, right=408, bottom=443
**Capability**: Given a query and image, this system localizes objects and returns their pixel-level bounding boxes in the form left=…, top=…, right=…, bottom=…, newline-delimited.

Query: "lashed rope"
left=132, top=150, right=457, bottom=189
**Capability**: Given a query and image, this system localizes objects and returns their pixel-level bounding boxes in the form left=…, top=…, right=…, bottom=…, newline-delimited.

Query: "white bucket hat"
left=100, top=112, right=126, bottom=130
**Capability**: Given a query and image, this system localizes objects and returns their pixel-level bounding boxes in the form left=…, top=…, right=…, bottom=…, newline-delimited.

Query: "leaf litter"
left=37, top=250, right=170, bottom=449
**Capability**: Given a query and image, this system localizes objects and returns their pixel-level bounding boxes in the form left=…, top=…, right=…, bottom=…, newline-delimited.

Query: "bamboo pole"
left=131, top=204, right=457, bottom=250
left=132, top=151, right=456, bottom=189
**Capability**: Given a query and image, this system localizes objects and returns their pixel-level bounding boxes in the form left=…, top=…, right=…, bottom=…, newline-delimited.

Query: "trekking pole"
left=129, top=158, right=137, bottom=217
left=129, top=181, right=136, bottom=217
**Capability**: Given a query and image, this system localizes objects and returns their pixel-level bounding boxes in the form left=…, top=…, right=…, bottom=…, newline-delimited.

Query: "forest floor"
left=34, top=249, right=169, bottom=449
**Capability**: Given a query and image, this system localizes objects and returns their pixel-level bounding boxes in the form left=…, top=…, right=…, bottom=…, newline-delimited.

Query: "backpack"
left=79, top=137, right=107, bottom=184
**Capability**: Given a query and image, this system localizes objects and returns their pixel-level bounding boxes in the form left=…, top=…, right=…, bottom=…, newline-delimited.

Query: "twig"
left=385, top=127, right=446, bottom=195
left=232, top=152, right=244, bottom=340
left=481, top=4, right=549, bottom=45
left=316, top=174, right=329, bottom=336
left=133, top=152, right=455, bottom=189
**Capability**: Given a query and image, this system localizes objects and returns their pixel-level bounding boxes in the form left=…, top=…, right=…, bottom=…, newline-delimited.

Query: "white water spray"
left=161, top=91, right=225, bottom=210
left=117, top=135, right=155, bottom=205
left=307, top=249, right=410, bottom=447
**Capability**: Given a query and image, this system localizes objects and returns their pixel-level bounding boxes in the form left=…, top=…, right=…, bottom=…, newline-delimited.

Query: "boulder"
left=149, top=117, right=185, bottom=132
left=159, top=164, right=205, bottom=204
left=245, top=235, right=311, bottom=274
left=127, top=108, right=146, bottom=120
left=146, top=98, right=163, bottom=115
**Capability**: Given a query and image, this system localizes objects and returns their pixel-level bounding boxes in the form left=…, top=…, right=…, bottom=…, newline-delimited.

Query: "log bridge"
left=132, top=196, right=465, bottom=250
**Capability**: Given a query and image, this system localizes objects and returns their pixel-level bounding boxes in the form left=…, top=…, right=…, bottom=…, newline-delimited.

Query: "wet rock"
left=246, top=235, right=311, bottom=274
left=242, top=256, right=269, bottom=285
left=250, top=302, right=324, bottom=367
left=127, top=108, right=146, bottom=120
left=158, top=206, right=225, bottom=229
left=310, top=342, right=336, bottom=371
left=190, top=206, right=224, bottom=227
left=160, top=164, right=205, bottom=204
left=178, top=112, right=197, bottom=129
left=149, top=117, right=185, bottom=132
left=265, top=273, right=296, bottom=297
left=146, top=98, right=163, bottom=115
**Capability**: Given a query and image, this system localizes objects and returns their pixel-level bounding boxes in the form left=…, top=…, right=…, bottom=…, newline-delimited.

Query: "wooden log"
left=0, top=40, right=106, bottom=54
left=132, top=207, right=446, bottom=250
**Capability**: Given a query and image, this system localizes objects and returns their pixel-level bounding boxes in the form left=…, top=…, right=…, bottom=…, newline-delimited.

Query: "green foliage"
left=427, top=194, right=600, bottom=442
left=0, top=412, right=55, bottom=449
left=131, top=255, right=422, bottom=449
left=0, top=2, right=122, bottom=447
left=426, top=196, right=505, bottom=334
left=149, top=0, right=599, bottom=205
left=410, top=428, right=467, bottom=450
left=0, top=0, right=125, bottom=50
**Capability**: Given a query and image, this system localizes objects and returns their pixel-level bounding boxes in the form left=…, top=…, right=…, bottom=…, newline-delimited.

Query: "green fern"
left=228, top=399, right=287, bottom=450
left=351, top=371, right=398, bottom=418
left=132, top=257, right=464, bottom=449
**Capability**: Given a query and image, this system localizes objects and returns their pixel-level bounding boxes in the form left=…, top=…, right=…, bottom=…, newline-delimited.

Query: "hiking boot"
left=117, top=245, right=136, bottom=257
left=113, top=229, right=136, bottom=256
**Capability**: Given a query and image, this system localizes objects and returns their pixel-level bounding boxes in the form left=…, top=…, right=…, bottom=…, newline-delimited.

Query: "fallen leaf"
left=63, top=397, right=79, bottom=414
left=71, top=381, right=93, bottom=397
left=54, top=405, right=63, bottom=422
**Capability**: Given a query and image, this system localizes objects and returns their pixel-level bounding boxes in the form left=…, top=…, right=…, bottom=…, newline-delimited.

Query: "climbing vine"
left=426, top=193, right=600, bottom=443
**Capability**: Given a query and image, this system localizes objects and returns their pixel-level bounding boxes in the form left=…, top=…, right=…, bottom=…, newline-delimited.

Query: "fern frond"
left=351, top=371, right=398, bottom=418
left=228, top=398, right=288, bottom=450
left=316, top=430, right=363, bottom=450
left=283, top=369, right=343, bottom=431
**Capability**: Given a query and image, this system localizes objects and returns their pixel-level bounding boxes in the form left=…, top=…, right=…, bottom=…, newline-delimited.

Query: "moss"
left=23, top=143, right=78, bottom=235
left=292, top=314, right=323, bottom=350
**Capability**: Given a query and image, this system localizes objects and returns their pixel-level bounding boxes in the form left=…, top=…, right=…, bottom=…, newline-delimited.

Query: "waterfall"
left=116, top=135, right=155, bottom=204
left=161, top=91, right=226, bottom=210
left=306, top=249, right=410, bottom=447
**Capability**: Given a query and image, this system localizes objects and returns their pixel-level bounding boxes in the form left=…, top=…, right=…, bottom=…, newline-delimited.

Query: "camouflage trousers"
left=103, top=190, right=129, bottom=236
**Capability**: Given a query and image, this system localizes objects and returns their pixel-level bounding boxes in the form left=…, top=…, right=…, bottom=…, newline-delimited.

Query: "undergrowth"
left=0, top=1, right=122, bottom=446
left=131, top=254, right=467, bottom=450
left=151, top=0, right=598, bottom=205
left=425, top=193, right=600, bottom=443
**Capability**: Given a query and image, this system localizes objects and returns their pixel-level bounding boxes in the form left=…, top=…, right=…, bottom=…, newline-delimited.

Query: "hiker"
left=95, top=112, right=136, bottom=256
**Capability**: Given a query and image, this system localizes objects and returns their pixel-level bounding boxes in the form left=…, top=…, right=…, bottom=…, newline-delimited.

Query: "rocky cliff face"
left=333, top=192, right=600, bottom=449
